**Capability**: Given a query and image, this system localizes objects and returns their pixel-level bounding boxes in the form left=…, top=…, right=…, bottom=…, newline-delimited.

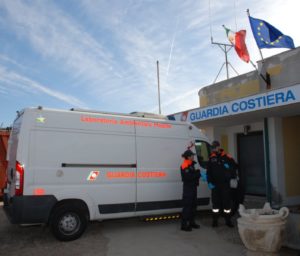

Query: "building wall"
left=199, top=47, right=300, bottom=108
left=199, top=71, right=260, bottom=107
left=195, top=48, right=300, bottom=207
left=185, top=48, right=300, bottom=207
left=201, top=116, right=300, bottom=206
left=267, top=117, right=286, bottom=206
left=200, top=122, right=264, bottom=161
left=259, top=49, right=300, bottom=90
left=198, top=121, right=295, bottom=205
left=282, top=116, right=300, bottom=199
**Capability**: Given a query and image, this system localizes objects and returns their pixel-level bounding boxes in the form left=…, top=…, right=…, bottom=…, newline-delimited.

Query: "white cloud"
left=0, top=0, right=120, bottom=89
left=0, top=65, right=86, bottom=107
left=0, top=54, right=29, bottom=70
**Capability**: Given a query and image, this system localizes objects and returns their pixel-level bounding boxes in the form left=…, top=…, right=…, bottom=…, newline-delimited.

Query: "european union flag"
left=249, top=16, right=295, bottom=49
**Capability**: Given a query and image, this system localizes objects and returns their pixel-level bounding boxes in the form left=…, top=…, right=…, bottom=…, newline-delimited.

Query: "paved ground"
left=0, top=203, right=299, bottom=256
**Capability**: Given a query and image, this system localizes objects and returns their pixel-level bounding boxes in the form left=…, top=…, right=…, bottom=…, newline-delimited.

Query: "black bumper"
left=3, top=194, right=57, bottom=224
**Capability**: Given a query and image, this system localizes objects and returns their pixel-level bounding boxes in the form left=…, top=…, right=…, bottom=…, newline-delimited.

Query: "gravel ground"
left=0, top=203, right=299, bottom=256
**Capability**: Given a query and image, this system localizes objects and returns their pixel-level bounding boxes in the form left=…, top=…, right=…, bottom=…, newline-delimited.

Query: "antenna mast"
left=209, top=0, right=239, bottom=83
left=156, top=60, right=161, bottom=114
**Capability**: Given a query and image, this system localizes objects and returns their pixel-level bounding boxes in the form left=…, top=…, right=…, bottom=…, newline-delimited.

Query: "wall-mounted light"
left=244, top=125, right=251, bottom=135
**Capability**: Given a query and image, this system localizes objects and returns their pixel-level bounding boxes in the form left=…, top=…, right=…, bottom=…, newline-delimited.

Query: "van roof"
left=22, top=107, right=189, bottom=124
left=71, top=108, right=168, bottom=120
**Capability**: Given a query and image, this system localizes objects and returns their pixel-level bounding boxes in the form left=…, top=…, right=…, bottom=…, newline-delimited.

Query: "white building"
left=169, top=47, right=300, bottom=207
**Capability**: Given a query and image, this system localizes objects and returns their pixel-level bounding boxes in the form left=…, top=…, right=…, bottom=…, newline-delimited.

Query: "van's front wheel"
left=50, top=203, right=88, bottom=241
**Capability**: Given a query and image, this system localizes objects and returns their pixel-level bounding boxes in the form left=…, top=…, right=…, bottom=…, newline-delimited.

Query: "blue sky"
left=0, top=0, right=299, bottom=127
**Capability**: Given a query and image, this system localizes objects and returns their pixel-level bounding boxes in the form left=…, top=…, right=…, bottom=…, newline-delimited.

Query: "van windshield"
left=195, top=140, right=210, bottom=168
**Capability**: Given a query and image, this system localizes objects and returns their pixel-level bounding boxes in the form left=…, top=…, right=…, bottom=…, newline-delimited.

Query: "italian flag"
left=223, top=25, right=250, bottom=63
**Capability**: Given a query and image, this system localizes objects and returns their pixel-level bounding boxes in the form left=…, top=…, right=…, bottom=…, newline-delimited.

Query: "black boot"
left=181, top=221, right=192, bottom=231
left=181, top=225, right=192, bottom=231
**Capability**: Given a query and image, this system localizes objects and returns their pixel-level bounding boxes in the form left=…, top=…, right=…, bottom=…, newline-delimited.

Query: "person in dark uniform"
left=206, top=141, right=237, bottom=228
left=180, top=149, right=201, bottom=231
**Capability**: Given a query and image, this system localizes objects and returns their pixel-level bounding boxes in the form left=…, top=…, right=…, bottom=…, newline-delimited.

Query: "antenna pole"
left=211, top=38, right=238, bottom=83
left=209, top=0, right=213, bottom=41
left=209, top=0, right=238, bottom=83
left=156, top=60, right=161, bottom=114
left=225, top=44, right=229, bottom=79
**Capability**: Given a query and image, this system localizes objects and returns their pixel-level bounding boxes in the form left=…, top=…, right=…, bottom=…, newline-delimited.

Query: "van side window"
left=195, top=140, right=210, bottom=168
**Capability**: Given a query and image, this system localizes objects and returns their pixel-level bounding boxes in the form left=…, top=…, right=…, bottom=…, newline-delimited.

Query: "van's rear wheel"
left=50, top=203, right=88, bottom=241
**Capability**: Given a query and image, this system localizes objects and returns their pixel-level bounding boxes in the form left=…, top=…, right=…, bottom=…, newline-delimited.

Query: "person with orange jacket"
left=180, top=149, right=201, bottom=231
left=206, top=141, right=237, bottom=228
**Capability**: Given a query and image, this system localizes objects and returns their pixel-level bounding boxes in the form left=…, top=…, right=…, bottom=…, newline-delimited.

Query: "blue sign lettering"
left=286, top=90, right=296, bottom=101
left=190, top=112, right=195, bottom=121
left=207, top=109, right=212, bottom=118
left=240, top=101, right=247, bottom=111
left=267, top=94, right=275, bottom=105
left=275, top=92, right=284, bottom=104
left=248, top=99, right=255, bottom=109
left=183, top=86, right=299, bottom=123
left=213, top=107, right=219, bottom=116
left=223, top=105, right=229, bottom=114
left=232, top=103, right=239, bottom=112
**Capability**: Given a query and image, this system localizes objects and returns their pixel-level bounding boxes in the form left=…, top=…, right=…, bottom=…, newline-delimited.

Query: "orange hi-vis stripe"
left=181, top=159, right=193, bottom=170
left=210, top=152, right=217, bottom=157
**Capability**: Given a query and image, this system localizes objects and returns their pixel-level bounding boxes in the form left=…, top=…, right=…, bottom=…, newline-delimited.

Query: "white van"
left=3, top=107, right=211, bottom=241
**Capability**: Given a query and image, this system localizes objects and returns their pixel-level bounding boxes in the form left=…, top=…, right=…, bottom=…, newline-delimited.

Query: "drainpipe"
left=264, top=118, right=272, bottom=205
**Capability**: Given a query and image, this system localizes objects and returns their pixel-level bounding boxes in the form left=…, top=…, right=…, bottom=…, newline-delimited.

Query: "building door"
left=237, top=131, right=266, bottom=196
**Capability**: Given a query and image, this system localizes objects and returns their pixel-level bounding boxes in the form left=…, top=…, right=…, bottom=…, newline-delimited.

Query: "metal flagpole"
left=156, top=60, right=161, bottom=114
left=247, top=9, right=272, bottom=205
left=247, top=9, right=264, bottom=61
left=247, top=9, right=271, bottom=89
left=249, top=60, right=270, bottom=88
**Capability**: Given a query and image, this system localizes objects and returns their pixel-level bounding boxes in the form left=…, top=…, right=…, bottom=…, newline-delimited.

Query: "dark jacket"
left=206, top=151, right=237, bottom=187
left=180, top=160, right=200, bottom=186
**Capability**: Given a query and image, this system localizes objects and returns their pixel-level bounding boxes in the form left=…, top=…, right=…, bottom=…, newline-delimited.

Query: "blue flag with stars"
left=249, top=16, right=295, bottom=49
